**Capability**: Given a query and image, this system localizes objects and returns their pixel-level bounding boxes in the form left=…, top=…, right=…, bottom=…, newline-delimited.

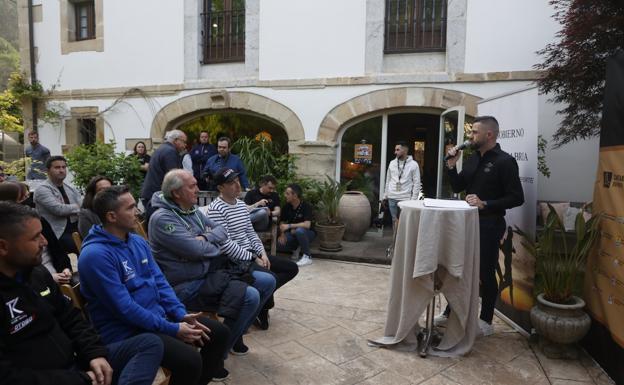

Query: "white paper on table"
left=423, top=198, right=471, bottom=209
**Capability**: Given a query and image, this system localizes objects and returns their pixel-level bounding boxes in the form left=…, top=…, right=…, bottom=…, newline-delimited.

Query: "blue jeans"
left=223, top=270, right=275, bottom=353
left=106, top=333, right=164, bottom=385
left=387, top=198, right=401, bottom=220
left=249, top=207, right=270, bottom=231
left=277, top=227, right=316, bottom=255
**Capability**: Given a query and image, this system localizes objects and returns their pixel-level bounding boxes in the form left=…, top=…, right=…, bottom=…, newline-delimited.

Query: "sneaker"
left=254, top=309, right=270, bottom=330
left=478, top=319, right=495, bottom=337
left=434, top=313, right=448, bottom=327
left=296, top=254, right=313, bottom=267
left=212, top=367, right=229, bottom=381
left=230, top=338, right=249, bottom=356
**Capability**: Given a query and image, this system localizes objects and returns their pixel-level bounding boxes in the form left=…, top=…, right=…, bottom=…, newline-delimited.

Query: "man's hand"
left=87, top=357, right=113, bottom=385
left=256, top=253, right=271, bottom=269
left=177, top=322, right=205, bottom=346
left=465, top=194, right=485, bottom=209
left=181, top=313, right=211, bottom=343
left=52, top=271, right=71, bottom=284
left=446, top=147, right=460, bottom=168
left=255, top=199, right=269, bottom=208
left=278, top=233, right=287, bottom=246
left=279, top=223, right=290, bottom=233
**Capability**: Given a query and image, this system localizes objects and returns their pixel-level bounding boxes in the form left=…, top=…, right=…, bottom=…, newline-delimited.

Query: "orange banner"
left=585, top=147, right=624, bottom=347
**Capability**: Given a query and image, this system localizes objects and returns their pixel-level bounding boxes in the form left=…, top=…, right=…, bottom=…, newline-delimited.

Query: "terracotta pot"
left=530, top=293, right=591, bottom=346
left=315, top=223, right=345, bottom=252
left=338, top=191, right=371, bottom=241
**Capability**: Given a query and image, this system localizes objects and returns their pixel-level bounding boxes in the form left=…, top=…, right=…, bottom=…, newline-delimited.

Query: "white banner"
left=478, top=86, right=538, bottom=330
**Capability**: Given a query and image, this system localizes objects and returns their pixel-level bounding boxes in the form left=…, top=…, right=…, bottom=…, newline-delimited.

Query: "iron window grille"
left=384, top=0, right=447, bottom=53
left=74, top=1, right=96, bottom=41
left=201, top=0, right=245, bottom=64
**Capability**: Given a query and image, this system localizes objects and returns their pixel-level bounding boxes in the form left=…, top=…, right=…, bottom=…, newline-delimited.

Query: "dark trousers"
left=59, top=222, right=79, bottom=255
left=478, top=216, right=507, bottom=323
left=157, top=318, right=229, bottom=385
left=258, top=255, right=299, bottom=310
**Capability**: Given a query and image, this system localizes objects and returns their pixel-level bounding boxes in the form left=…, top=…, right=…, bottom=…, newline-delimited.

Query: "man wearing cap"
left=149, top=169, right=275, bottom=356
left=205, top=168, right=298, bottom=330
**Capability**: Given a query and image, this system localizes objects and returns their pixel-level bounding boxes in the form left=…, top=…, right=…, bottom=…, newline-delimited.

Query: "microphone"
left=444, top=140, right=472, bottom=161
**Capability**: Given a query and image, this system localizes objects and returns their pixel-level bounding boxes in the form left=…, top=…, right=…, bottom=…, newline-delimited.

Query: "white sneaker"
left=434, top=314, right=448, bottom=327
left=478, top=319, right=494, bottom=337
left=296, top=254, right=313, bottom=267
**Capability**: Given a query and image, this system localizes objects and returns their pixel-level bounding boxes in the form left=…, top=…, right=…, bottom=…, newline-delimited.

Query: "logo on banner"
left=603, top=171, right=623, bottom=188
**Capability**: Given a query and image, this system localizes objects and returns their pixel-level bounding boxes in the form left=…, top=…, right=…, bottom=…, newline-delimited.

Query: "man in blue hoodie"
left=78, top=185, right=230, bottom=385
left=149, top=169, right=275, bottom=356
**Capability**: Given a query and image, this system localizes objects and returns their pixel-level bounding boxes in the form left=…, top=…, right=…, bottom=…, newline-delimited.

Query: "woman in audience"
left=133, top=141, right=151, bottom=173
left=0, top=181, right=76, bottom=284
left=78, top=175, right=113, bottom=238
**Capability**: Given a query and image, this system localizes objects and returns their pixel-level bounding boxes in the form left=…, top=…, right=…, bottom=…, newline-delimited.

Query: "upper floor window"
left=78, top=118, right=97, bottom=145
left=74, top=0, right=95, bottom=41
left=202, top=0, right=245, bottom=64
left=384, top=0, right=447, bottom=53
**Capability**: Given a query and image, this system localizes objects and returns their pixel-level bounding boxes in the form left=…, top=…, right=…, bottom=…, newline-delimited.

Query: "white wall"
left=35, top=0, right=184, bottom=90
left=258, top=0, right=366, bottom=80
left=537, top=94, right=600, bottom=203
left=464, top=0, right=559, bottom=73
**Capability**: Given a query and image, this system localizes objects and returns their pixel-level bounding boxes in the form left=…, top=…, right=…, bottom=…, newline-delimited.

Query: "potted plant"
left=515, top=203, right=600, bottom=358
left=314, top=176, right=349, bottom=251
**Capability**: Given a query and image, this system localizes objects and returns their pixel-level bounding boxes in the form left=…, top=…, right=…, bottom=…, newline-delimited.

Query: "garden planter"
left=315, top=223, right=346, bottom=252
left=530, top=293, right=591, bottom=358
left=338, top=191, right=371, bottom=241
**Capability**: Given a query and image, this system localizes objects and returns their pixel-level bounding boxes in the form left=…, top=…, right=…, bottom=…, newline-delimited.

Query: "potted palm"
left=515, top=203, right=600, bottom=358
left=314, top=176, right=349, bottom=251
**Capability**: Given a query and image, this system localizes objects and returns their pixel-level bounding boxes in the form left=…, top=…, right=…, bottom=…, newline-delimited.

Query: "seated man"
left=244, top=174, right=281, bottom=231
left=207, top=168, right=298, bottom=330
left=149, top=170, right=275, bottom=355
left=278, top=184, right=316, bottom=267
left=0, top=202, right=164, bottom=385
left=78, top=186, right=230, bottom=384
left=34, top=156, right=82, bottom=254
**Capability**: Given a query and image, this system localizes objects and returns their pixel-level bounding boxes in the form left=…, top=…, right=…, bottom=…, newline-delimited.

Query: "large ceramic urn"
left=338, top=191, right=372, bottom=241
left=530, top=293, right=591, bottom=358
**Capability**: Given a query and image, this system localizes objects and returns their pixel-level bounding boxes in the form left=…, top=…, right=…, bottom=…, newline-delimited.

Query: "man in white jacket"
left=383, top=141, right=422, bottom=233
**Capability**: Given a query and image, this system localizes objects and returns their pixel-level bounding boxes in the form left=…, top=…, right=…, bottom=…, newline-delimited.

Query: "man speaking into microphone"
left=441, top=115, right=524, bottom=336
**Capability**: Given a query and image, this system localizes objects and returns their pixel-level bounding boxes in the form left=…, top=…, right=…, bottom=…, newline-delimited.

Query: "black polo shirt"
left=281, top=201, right=314, bottom=226
left=447, top=143, right=524, bottom=217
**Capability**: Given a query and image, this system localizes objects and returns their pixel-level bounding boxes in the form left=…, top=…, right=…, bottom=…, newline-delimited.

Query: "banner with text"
left=478, top=87, right=538, bottom=331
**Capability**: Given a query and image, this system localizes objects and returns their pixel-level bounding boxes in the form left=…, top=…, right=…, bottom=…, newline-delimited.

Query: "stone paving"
left=215, top=259, right=614, bottom=385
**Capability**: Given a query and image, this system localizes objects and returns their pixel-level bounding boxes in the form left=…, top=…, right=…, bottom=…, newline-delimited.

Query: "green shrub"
left=65, top=141, right=143, bottom=198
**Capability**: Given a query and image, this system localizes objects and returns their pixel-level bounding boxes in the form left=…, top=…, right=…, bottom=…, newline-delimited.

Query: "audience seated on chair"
left=207, top=168, right=298, bottom=330
left=78, top=175, right=113, bottom=238
left=278, top=183, right=316, bottom=267
left=0, top=182, right=77, bottom=285
left=0, top=201, right=164, bottom=385
left=244, top=174, right=281, bottom=231
left=78, top=185, right=230, bottom=384
left=34, top=156, right=82, bottom=255
left=148, top=169, right=275, bottom=357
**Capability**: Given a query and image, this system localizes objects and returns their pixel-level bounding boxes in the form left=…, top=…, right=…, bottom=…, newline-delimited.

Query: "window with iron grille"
left=384, top=0, right=447, bottom=53
left=202, top=0, right=245, bottom=64
left=74, top=1, right=95, bottom=41
left=78, top=119, right=97, bottom=145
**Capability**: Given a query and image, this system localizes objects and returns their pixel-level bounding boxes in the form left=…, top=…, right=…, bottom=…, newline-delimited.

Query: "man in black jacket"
left=0, top=202, right=164, bottom=385
left=443, top=116, right=524, bottom=336
left=140, top=129, right=188, bottom=223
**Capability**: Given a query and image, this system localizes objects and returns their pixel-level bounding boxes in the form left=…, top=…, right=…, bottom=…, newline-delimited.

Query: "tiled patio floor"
left=215, top=259, right=614, bottom=385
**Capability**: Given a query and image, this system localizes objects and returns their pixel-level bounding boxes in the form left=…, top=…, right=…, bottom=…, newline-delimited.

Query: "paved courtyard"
left=216, top=259, right=614, bottom=385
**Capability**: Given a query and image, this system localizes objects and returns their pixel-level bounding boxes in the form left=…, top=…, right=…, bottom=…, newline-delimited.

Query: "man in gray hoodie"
left=148, top=169, right=275, bottom=356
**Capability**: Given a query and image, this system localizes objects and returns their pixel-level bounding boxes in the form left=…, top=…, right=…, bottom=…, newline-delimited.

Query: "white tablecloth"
left=371, top=200, right=480, bottom=357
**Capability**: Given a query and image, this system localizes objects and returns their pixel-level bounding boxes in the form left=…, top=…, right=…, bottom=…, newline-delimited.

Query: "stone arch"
left=317, top=87, right=481, bottom=142
left=150, top=91, right=305, bottom=142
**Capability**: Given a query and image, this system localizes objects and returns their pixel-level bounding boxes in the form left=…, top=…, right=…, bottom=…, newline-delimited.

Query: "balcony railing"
left=201, top=8, right=245, bottom=64
left=384, top=0, right=447, bottom=53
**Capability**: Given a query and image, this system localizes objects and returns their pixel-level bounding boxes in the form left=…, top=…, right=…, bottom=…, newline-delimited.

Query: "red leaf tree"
left=535, top=0, right=624, bottom=147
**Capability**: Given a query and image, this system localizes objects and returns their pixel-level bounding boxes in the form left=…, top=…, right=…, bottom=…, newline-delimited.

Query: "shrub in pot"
left=314, top=176, right=349, bottom=252
left=515, top=203, right=600, bottom=358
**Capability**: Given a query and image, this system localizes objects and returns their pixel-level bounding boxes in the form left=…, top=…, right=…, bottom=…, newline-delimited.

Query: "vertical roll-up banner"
left=583, top=50, right=624, bottom=385
left=478, top=87, right=539, bottom=332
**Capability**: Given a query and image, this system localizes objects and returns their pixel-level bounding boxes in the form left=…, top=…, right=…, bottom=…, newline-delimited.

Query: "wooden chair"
left=72, top=232, right=83, bottom=253
left=134, top=220, right=148, bottom=240
left=59, top=282, right=171, bottom=385
left=257, top=212, right=279, bottom=256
